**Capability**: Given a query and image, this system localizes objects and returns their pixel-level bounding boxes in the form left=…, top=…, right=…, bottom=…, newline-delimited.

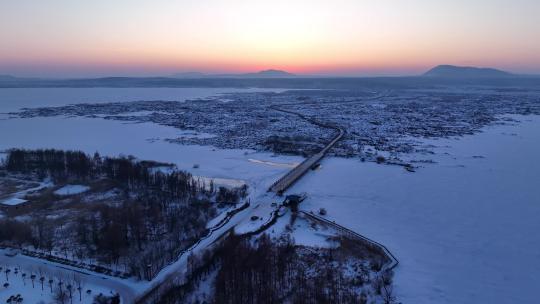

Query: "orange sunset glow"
left=1, top=0, right=539, bottom=77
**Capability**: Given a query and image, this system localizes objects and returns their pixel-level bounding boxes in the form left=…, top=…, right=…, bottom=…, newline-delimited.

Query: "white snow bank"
left=195, top=176, right=246, bottom=189
left=234, top=202, right=277, bottom=234
left=54, top=184, right=91, bottom=196
left=248, top=158, right=299, bottom=168
left=0, top=179, right=53, bottom=206
left=0, top=197, right=28, bottom=206
left=290, top=217, right=339, bottom=248
left=177, top=131, right=217, bottom=139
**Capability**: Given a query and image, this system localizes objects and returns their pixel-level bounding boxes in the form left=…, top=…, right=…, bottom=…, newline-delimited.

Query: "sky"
left=1, top=0, right=539, bottom=77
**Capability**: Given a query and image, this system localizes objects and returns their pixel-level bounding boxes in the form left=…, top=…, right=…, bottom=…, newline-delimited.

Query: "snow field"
left=54, top=185, right=91, bottom=196
left=291, top=115, right=540, bottom=304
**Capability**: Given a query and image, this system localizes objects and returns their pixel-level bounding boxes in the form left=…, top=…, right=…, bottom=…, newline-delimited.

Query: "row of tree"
left=4, top=149, right=246, bottom=204
left=5, top=149, right=200, bottom=199
left=158, top=233, right=396, bottom=304
left=213, top=234, right=367, bottom=304
left=5, top=149, right=94, bottom=181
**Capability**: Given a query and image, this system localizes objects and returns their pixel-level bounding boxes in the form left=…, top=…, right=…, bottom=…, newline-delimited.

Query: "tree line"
left=1, top=149, right=248, bottom=280
left=157, top=233, right=395, bottom=304
left=6, top=149, right=201, bottom=200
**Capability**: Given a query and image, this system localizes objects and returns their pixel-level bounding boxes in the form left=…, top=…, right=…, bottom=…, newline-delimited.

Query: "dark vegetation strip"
left=156, top=230, right=394, bottom=304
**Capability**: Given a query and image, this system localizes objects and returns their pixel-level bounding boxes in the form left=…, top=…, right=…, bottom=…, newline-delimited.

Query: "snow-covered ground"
left=54, top=184, right=90, bottom=196
left=0, top=269, right=107, bottom=304
left=0, top=116, right=301, bottom=193
left=291, top=115, right=540, bottom=304
left=0, top=249, right=132, bottom=304
left=0, top=197, right=27, bottom=206
left=0, top=179, right=53, bottom=206
left=233, top=201, right=278, bottom=234
left=194, top=176, right=246, bottom=189
left=288, top=216, right=339, bottom=248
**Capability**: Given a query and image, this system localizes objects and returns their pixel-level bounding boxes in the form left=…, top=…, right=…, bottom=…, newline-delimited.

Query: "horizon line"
left=4, top=66, right=540, bottom=80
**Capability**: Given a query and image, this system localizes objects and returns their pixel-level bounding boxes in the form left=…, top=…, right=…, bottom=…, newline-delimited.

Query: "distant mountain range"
left=172, top=66, right=517, bottom=79
left=171, top=69, right=295, bottom=78
left=2, top=65, right=537, bottom=89
left=423, top=65, right=512, bottom=78
left=0, top=75, right=18, bottom=81
left=0, top=66, right=523, bottom=81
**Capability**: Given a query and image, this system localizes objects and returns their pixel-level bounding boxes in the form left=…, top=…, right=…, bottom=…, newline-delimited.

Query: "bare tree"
left=53, top=285, right=68, bottom=304
left=66, top=281, right=74, bottom=304
left=73, top=274, right=84, bottom=302
left=48, top=277, right=55, bottom=293
left=30, top=272, right=36, bottom=288
left=5, top=267, right=11, bottom=281
left=38, top=267, right=45, bottom=291
left=382, top=284, right=397, bottom=304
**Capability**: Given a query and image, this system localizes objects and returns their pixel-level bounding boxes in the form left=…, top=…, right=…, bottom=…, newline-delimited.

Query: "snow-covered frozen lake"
left=0, top=88, right=301, bottom=186
left=293, top=115, right=540, bottom=304
left=0, top=87, right=286, bottom=112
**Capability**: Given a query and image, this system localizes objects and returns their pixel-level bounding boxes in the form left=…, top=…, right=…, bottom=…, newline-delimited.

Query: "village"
left=12, top=86, right=540, bottom=168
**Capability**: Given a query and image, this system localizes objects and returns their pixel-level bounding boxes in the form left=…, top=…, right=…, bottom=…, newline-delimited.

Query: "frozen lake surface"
left=0, top=88, right=301, bottom=186
left=292, top=115, right=540, bottom=304
left=0, top=87, right=286, bottom=112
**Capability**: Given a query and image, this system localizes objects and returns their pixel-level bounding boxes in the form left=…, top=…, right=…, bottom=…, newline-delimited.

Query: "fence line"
left=300, top=211, right=398, bottom=271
